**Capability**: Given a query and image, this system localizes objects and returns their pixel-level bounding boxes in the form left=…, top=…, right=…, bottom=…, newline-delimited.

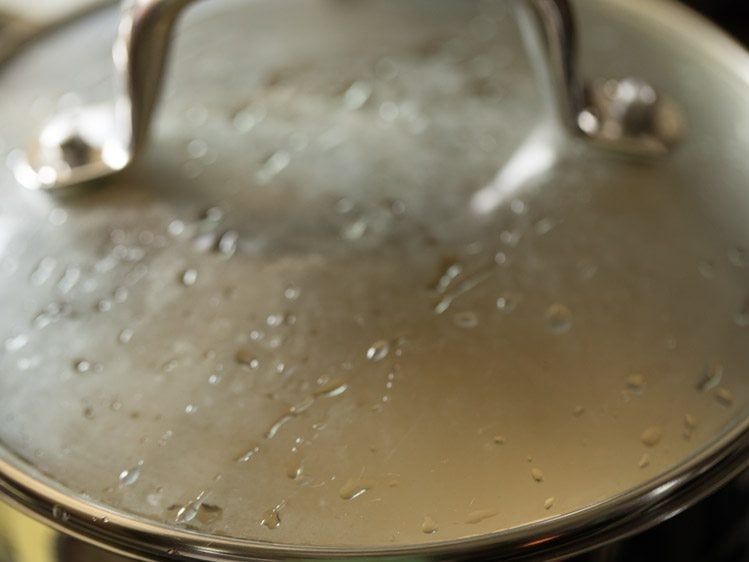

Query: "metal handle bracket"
left=13, top=0, right=685, bottom=191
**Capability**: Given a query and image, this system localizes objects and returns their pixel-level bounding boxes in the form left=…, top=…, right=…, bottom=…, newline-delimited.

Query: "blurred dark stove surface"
left=574, top=470, right=749, bottom=562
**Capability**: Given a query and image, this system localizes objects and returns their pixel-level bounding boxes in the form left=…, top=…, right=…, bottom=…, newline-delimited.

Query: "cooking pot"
left=0, top=0, right=747, bottom=560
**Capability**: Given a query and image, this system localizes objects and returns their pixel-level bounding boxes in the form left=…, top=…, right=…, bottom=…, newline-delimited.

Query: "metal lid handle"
left=13, top=0, right=684, bottom=191
left=516, top=0, right=685, bottom=156
left=14, top=0, right=194, bottom=191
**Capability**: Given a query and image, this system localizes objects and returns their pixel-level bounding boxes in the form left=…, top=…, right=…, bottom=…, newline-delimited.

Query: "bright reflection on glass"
left=471, top=126, right=558, bottom=215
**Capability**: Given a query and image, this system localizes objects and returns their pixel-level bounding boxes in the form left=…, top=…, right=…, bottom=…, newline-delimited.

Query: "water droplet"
left=33, top=302, right=68, bottom=329
left=175, top=492, right=205, bottom=525
left=343, top=81, right=372, bottom=111
left=217, top=230, right=239, bottom=258
left=388, top=199, right=407, bottom=216
left=696, top=362, right=723, bottom=392
left=232, top=105, right=266, bottom=133
left=118, top=328, right=134, bottom=345
left=265, top=415, right=293, bottom=440
left=315, top=379, right=348, bottom=398
left=716, top=387, right=733, bottom=407
left=626, top=373, right=646, bottom=390
left=112, top=287, right=128, bottom=303
left=290, top=396, right=314, bottom=415
left=534, top=218, right=555, bottom=236
left=640, top=426, right=663, bottom=447
left=500, top=230, right=521, bottom=247
left=56, top=266, right=80, bottom=294
left=186, top=139, right=208, bottom=159
left=465, top=509, right=497, bottom=524
left=284, top=286, right=301, bottom=301
left=285, top=450, right=304, bottom=480
left=496, top=292, right=520, bottom=313
left=30, top=257, right=57, bottom=286
left=335, top=197, right=355, bottom=215
left=494, top=251, right=509, bottom=266
left=261, top=504, right=283, bottom=530
left=200, top=207, right=224, bottom=230
left=197, top=502, right=223, bottom=525
left=339, top=478, right=375, bottom=500
left=236, top=446, right=259, bottom=464
left=543, top=497, right=555, bottom=510
left=572, top=405, right=585, bottom=417
left=434, top=298, right=452, bottom=315
left=4, top=333, right=28, bottom=352
left=421, top=516, right=438, bottom=534
left=184, top=404, right=198, bottom=415
left=97, top=299, right=113, bottom=312
left=162, top=359, right=178, bottom=373
left=453, top=311, right=479, bottom=329
left=493, top=435, right=506, bottom=445
left=433, top=269, right=491, bottom=315
left=168, top=220, right=185, bottom=237
left=545, top=304, right=573, bottom=334
left=531, top=468, right=544, bottom=482
left=73, top=359, right=92, bottom=374
left=256, top=150, right=290, bottom=184
left=638, top=453, right=650, bottom=468
left=118, top=463, right=142, bottom=487
left=266, top=313, right=285, bottom=327
left=683, top=414, right=698, bottom=440
left=510, top=199, right=526, bottom=215
left=235, top=348, right=260, bottom=369
left=432, top=260, right=463, bottom=294
left=180, top=268, right=198, bottom=287
left=366, top=340, right=390, bottom=362
left=340, top=218, right=368, bottom=241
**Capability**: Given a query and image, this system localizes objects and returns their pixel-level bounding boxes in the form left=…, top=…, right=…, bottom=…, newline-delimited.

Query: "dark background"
left=684, top=0, right=749, bottom=42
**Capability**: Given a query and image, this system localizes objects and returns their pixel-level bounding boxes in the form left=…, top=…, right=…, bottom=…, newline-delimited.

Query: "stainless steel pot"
left=0, top=0, right=747, bottom=560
